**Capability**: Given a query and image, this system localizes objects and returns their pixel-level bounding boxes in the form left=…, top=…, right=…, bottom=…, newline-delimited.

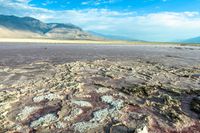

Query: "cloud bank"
left=1, top=0, right=200, bottom=41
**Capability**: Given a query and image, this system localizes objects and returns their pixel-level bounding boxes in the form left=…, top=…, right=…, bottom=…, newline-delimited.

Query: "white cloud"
left=81, top=0, right=116, bottom=6
left=1, top=0, right=200, bottom=41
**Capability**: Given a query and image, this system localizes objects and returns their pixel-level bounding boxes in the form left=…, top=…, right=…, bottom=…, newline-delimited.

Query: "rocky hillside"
left=0, top=15, right=100, bottom=40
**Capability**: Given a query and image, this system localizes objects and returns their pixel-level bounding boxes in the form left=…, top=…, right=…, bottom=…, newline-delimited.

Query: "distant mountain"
left=181, top=36, right=200, bottom=43
left=0, top=15, right=100, bottom=40
left=88, top=31, right=142, bottom=41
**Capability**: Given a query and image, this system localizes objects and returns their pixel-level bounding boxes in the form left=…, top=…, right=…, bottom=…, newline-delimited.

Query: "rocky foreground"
left=0, top=60, right=200, bottom=133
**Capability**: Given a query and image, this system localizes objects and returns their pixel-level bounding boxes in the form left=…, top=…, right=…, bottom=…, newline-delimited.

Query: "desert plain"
left=0, top=42, right=200, bottom=133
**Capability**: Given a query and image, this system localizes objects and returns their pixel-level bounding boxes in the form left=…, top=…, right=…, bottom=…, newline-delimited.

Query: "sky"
left=1, top=0, right=200, bottom=41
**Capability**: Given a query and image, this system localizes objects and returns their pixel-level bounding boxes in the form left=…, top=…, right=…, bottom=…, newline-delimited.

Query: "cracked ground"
left=0, top=59, right=200, bottom=133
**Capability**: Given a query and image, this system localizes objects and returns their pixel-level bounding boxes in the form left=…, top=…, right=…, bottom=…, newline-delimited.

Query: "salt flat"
left=0, top=43, right=200, bottom=132
left=0, top=43, right=199, bottom=67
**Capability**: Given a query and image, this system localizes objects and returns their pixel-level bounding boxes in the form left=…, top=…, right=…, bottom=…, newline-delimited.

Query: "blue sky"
left=1, top=0, right=200, bottom=41
left=29, top=0, right=200, bottom=13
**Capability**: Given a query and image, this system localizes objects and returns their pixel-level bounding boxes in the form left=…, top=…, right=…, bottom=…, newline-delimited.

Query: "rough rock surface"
left=0, top=60, right=200, bottom=132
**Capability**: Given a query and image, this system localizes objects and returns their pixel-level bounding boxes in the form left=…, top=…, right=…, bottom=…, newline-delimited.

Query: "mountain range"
left=181, top=36, right=200, bottom=44
left=0, top=14, right=200, bottom=43
left=87, top=31, right=143, bottom=41
left=0, top=15, right=100, bottom=40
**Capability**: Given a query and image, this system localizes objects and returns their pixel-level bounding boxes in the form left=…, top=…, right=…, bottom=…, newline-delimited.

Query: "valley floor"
left=0, top=43, right=199, bottom=132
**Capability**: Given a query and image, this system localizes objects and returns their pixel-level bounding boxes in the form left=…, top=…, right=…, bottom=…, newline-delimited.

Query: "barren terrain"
left=0, top=43, right=199, bottom=133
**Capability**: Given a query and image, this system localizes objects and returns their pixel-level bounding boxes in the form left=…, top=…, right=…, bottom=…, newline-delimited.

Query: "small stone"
left=64, top=108, right=83, bottom=121
left=77, top=83, right=85, bottom=92
left=17, top=106, right=41, bottom=120
left=91, top=108, right=110, bottom=122
left=73, top=122, right=100, bottom=132
left=190, top=96, right=200, bottom=115
left=33, top=93, right=61, bottom=102
left=71, top=100, right=92, bottom=107
left=30, top=113, right=58, bottom=128
left=55, top=121, right=65, bottom=128
left=101, top=95, right=124, bottom=109
left=110, top=125, right=134, bottom=133
left=190, top=74, right=200, bottom=79
left=135, top=125, right=148, bottom=133
left=96, top=87, right=110, bottom=93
